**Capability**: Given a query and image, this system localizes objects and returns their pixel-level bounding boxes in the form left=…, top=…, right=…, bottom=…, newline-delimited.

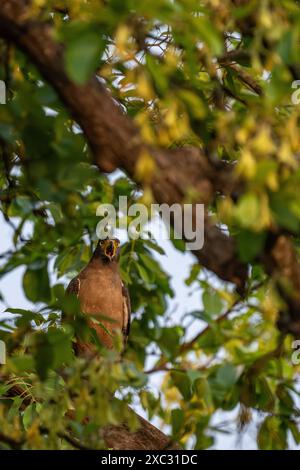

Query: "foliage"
left=1, top=0, right=300, bottom=450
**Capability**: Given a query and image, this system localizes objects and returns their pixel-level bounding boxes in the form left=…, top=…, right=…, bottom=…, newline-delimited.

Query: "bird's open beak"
left=105, top=240, right=116, bottom=260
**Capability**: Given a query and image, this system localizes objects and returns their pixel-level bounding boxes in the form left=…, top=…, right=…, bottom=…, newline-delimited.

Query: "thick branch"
left=103, top=414, right=180, bottom=450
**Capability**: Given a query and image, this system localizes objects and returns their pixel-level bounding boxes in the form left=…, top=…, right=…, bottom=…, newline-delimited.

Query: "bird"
left=66, top=238, right=131, bottom=356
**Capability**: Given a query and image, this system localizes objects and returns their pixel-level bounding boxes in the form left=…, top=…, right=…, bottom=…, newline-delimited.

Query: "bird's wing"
left=66, top=277, right=80, bottom=297
left=122, top=283, right=131, bottom=342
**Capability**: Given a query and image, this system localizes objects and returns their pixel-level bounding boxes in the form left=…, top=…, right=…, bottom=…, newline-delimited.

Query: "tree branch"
left=103, top=415, right=180, bottom=450
left=0, top=0, right=247, bottom=289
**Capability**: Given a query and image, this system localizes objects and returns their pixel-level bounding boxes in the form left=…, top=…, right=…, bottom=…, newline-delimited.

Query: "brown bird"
left=66, top=238, right=131, bottom=355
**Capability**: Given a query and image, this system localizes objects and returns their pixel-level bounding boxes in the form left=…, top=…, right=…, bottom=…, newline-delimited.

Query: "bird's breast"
left=78, top=266, right=124, bottom=334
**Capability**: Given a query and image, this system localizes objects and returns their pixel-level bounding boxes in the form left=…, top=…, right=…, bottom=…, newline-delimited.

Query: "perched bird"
left=66, top=238, right=131, bottom=355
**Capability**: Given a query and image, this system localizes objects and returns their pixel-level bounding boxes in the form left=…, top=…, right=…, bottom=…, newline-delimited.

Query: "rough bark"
left=103, top=415, right=180, bottom=450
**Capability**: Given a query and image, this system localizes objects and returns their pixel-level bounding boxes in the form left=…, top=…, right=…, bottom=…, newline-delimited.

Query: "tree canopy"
left=1, top=0, right=300, bottom=450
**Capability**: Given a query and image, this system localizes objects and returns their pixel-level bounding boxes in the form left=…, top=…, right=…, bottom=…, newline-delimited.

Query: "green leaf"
left=6, top=308, right=44, bottom=326
left=8, top=396, right=23, bottom=420
left=270, top=191, right=300, bottom=233
left=257, top=416, right=287, bottom=450
left=256, top=376, right=275, bottom=412
left=23, top=403, right=37, bottom=430
left=277, top=30, right=298, bottom=65
left=185, top=264, right=201, bottom=286
left=139, top=253, right=160, bottom=273
left=10, top=355, right=35, bottom=373
left=65, top=28, right=106, bottom=84
left=146, top=54, right=168, bottom=94
left=289, top=421, right=300, bottom=445
left=215, top=364, right=237, bottom=389
left=237, top=230, right=266, bottom=263
left=136, top=262, right=151, bottom=285
left=158, top=327, right=182, bottom=357
left=23, top=265, right=51, bottom=303
left=194, top=17, right=223, bottom=56
left=194, top=377, right=214, bottom=412
left=144, top=239, right=165, bottom=255
left=47, top=328, right=74, bottom=368
left=202, top=290, right=223, bottom=317
left=234, top=193, right=261, bottom=229
left=171, top=408, right=184, bottom=437
left=33, top=331, right=55, bottom=381
left=171, top=371, right=192, bottom=401
left=209, top=364, right=238, bottom=402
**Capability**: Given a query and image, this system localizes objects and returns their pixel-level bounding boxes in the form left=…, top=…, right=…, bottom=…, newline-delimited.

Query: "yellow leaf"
left=259, top=9, right=273, bottom=28
left=137, top=73, right=154, bottom=101
left=179, top=90, right=206, bottom=119
left=236, top=128, right=249, bottom=145
left=257, top=193, right=273, bottom=230
left=251, top=127, right=275, bottom=156
left=235, top=192, right=271, bottom=231
left=139, top=186, right=153, bottom=207
left=265, top=170, right=278, bottom=191
left=158, top=129, right=171, bottom=146
left=218, top=197, right=234, bottom=225
left=165, top=386, right=181, bottom=404
left=135, top=112, right=156, bottom=144
left=115, top=25, right=131, bottom=56
left=236, top=149, right=257, bottom=179
left=164, top=102, right=178, bottom=128
left=27, top=420, right=42, bottom=448
left=135, top=150, right=156, bottom=183
left=236, top=116, right=255, bottom=144
left=261, top=293, right=278, bottom=322
left=278, top=141, right=295, bottom=166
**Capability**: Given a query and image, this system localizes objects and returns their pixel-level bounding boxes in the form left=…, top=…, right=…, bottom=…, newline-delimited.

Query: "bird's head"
left=98, top=238, right=120, bottom=262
